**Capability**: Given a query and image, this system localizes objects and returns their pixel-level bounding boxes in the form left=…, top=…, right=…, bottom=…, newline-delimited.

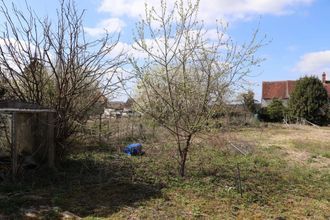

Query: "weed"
left=1, top=125, right=329, bottom=218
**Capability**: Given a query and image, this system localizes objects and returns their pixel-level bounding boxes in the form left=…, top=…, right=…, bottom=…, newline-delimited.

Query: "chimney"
left=322, top=72, right=326, bottom=83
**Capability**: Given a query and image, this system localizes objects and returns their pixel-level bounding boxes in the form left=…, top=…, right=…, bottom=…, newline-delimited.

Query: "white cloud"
left=109, top=41, right=131, bottom=57
left=293, top=50, right=330, bottom=74
left=107, top=41, right=150, bottom=59
left=98, top=0, right=161, bottom=17
left=111, top=26, right=232, bottom=60
left=200, top=0, right=314, bottom=21
left=85, top=18, right=125, bottom=37
left=98, top=0, right=314, bottom=22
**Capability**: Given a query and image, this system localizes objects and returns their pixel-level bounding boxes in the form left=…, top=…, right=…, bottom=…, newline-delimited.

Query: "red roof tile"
left=262, top=81, right=296, bottom=100
left=262, top=80, right=330, bottom=100
left=323, top=83, right=330, bottom=97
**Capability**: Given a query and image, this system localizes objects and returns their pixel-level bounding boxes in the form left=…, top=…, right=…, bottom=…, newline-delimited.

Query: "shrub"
left=242, top=90, right=257, bottom=114
left=257, top=107, right=270, bottom=122
left=288, top=76, right=328, bottom=125
left=267, top=99, right=286, bottom=122
left=257, top=99, right=286, bottom=122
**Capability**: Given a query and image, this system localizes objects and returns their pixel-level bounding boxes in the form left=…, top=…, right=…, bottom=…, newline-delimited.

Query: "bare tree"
left=130, top=0, right=265, bottom=176
left=0, top=0, right=125, bottom=155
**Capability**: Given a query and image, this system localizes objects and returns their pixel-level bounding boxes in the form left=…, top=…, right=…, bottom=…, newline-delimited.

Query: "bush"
left=267, top=99, right=286, bottom=122
left=288, top=76, right=328, bottom=125
left=257, top=107, right=270, bottom=122
left=258, top=99, right=286, bottom=122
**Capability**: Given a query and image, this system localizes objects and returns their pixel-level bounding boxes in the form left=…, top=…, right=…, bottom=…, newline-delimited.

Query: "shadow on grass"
left=0, top=149, right=162, bottom=218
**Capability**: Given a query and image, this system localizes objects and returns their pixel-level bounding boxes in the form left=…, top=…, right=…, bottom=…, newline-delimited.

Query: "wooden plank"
left=11, top=112, right=17, bottom=181
left=229, top=141, right=248, bottom=156
left=304, top=119, right=320, bottom=128
left=47, top=112, right=55, bottom=169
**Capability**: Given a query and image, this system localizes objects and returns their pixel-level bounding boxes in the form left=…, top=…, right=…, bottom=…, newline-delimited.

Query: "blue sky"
left=7, top=0, right=330, bottom=101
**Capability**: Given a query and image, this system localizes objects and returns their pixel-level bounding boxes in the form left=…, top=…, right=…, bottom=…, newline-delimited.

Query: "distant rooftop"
left=107, top=98, right=133, bottom=110
left=262, top=80, right=296, bottom=100
left=262, top=73, right=330, bottom=100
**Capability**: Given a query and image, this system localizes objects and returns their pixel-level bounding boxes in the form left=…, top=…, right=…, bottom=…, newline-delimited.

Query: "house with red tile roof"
left=103, top=98, right=136, bottom=118
left=261, top=73, right=330, bottom=107
left=322, top=73, right=330, bottom=96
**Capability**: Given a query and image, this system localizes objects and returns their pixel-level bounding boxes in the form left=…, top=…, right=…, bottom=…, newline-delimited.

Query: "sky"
left=6, top=0, right=330, bottom=101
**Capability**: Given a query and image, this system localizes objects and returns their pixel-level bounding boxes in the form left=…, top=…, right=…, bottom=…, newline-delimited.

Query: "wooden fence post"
left=47, top=112, right=55, bottom=169
left=11, top=112, right=17, bottom=181
left=99, top=114, right=102, bottom=145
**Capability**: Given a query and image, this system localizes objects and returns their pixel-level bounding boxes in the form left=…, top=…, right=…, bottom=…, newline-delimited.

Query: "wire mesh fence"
left=73, top=116, right=159, bottom=150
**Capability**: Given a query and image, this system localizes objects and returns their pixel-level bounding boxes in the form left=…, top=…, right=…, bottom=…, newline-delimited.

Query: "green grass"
left=290, top=139, right=330, bottom=156
left=0, top=125, right=329, bottom=219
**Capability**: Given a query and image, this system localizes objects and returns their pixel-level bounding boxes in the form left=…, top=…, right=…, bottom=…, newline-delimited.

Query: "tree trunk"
left=178, top=135, right=192, bottom=177
left=179, top=149, right=188, bottom=177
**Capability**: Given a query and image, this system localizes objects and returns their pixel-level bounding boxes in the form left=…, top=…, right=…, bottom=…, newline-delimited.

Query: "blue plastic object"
left=123, top=143, right=144, bottom=156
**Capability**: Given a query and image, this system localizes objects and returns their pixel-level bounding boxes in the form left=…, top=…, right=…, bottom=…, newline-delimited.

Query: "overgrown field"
left=0, top=124, right=329, bottom=219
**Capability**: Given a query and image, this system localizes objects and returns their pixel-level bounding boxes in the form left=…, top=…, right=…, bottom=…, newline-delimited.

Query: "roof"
left=262, top=81, right=296, bottom=100
left=0, top=100, right=42, bottom=109
left=0, top=108, right=56, bottom=113
left=0, top=100, right=55, bottom=113
left=262, top=80, right=330, bottom=100
left=323, top=83, right=330, bottom=97
left=107, top=99, right=133, bottom=110
left=107, top=101, right=126, bottom=110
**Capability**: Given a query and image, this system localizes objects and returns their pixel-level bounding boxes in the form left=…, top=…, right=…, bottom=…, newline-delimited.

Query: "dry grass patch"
left=1, top=123, right=329, bottom=219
